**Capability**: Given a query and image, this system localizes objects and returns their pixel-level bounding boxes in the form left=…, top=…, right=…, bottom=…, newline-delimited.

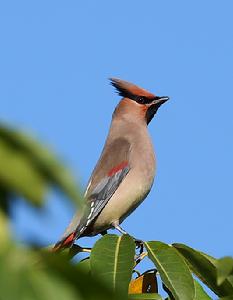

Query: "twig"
left=134, top=251, right=148, bottom=267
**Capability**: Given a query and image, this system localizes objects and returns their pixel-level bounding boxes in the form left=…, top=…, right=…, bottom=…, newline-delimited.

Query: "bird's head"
left=110, top=78, right=169, bottom=124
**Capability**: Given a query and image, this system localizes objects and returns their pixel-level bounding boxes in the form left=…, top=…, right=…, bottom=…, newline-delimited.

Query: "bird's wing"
left=54, top=137, right=131, bottom=250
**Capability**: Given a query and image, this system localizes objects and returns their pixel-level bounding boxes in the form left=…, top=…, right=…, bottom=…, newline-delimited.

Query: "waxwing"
left=54, top=78, right=169, bottom=250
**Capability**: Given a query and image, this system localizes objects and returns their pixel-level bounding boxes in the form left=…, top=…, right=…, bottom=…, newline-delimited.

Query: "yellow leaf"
left=129, top=272, right=157, bottom=294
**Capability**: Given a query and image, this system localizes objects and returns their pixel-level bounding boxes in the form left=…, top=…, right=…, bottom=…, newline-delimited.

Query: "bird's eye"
left=136, top=96, right=148, bottom=104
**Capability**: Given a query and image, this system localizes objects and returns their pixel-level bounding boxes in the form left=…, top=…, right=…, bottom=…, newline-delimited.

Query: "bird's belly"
left=91, top=170, right=155, bottom=234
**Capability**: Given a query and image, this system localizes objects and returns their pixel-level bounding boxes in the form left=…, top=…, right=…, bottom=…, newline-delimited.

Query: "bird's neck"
left=113, top=98, right=147, bottom=124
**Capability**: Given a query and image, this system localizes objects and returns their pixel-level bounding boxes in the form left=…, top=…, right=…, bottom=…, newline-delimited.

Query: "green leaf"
left=0, top=246, right=81, bottom=300
left=217, top=257, right=233, bottom=285
left=173, top=243, right=233, bottom=297
left=0, top=139, right=46, bottom=205
left=0, top=209, right=10, bottom=248
left=0, top=124, right=82, bottom=206
left=0, top=244, right=120, bottom=300
left=219, top=297, right=233, bottom=300
left=145, top=241, right=195, bottom=300
left=22, top=270, right=81, bottom=300
left=227, top=275, right=233, bottom=286
left=90, top=234, right=135, bottom=296
left=128, top=294, right=162, bottom=299
left=194, top=280, right=211, bottom=300
left=42, top=250, right=120, bottom=300
left=76, top=258, right=91, bottom=274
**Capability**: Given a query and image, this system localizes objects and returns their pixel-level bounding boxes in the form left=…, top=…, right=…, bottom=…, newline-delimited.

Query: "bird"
left=54, top=78, right=169, bottom=251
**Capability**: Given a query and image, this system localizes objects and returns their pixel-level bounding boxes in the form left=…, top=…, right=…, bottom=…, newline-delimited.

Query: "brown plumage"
left=54, top=78, right=169, bottom=251
left=110, top=78, right=156, bottom=100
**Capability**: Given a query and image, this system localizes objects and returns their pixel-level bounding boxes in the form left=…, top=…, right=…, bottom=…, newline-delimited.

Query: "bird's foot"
left=113, top=224, right=144, bottom=253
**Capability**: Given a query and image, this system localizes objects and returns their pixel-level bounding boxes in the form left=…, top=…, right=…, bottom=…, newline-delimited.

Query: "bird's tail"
left=53, top=211, right=82, bottom=252
left=53, top=232, right=76, bottom=252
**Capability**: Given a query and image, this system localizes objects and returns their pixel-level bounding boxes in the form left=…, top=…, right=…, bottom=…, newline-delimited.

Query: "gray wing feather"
left=74, top=166, right=130, bottom=238
left=55, top=137, right=131, bottom=248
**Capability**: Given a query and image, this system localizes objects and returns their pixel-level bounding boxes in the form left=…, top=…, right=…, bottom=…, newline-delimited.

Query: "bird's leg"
left=113, top=224, right=144, bottom=254
left=114, top=225, right=128, bottom=235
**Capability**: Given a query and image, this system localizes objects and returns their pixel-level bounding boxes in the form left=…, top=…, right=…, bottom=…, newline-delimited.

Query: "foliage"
left=0, top=123, right=81, bottom=207
left=0, top=123, right=232, bottom=300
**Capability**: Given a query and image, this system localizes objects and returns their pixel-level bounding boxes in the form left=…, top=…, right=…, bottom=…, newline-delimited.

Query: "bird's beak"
left=152, top=96, right=169, bottom=105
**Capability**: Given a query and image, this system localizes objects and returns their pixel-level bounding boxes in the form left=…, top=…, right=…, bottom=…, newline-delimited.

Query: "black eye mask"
left=135, top=96, right=161, bottom=105
left=134, top=96, right=151, bottom=104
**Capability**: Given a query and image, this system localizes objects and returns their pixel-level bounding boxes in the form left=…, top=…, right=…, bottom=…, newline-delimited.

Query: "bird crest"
left=110, top=78, right=155, bottom=100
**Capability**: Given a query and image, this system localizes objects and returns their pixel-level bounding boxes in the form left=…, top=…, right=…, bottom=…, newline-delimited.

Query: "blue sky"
left=0, top=0, right=233, bottom=268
